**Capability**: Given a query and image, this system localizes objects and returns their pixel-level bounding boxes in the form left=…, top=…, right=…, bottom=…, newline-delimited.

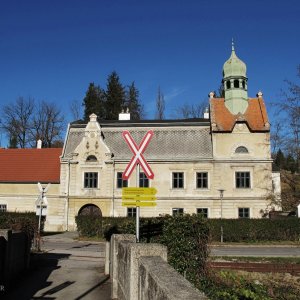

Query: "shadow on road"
left=2, top=252, right=70, bottom=300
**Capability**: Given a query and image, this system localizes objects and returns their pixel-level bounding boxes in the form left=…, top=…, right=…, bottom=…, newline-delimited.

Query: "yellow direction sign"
left=122, top=187, right=157, bottom=196
left=122, top=201, right=157, bottom=207
left=122, top=195, right=157, bottom=201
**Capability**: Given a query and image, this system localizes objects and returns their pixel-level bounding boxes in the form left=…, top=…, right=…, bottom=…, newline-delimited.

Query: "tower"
left=223, top=41, right=248, bottom=114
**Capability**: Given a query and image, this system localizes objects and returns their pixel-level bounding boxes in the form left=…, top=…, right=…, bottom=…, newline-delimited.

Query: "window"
left=235, top=146, right=248, bottom=153
left=172, top=208, right=184, bottom=216
left=226, top=80, right=231, bottom=89
left=86, top=155, right=97, bottom=162
left=236, top=172, right=250, bottom=188
left=172, top=172, right=184, bottom=189
left=242, top=80, right=246, bottom=89
left=234, top=79, right=239, bottom=88
left=0, top=204, right=7, bottom=212
left=238, top=208, right=250, bottom=218
left=117, top=172, right=128, bottom=188
left=139, top=172, right=149, bottom=188
left=127, top=207, right=136, bottom=217
left=197, top=208, right=208, bottom=218
left=196, top=172, right=208, bottom=189
left=84, top=172, right=98, bottom=188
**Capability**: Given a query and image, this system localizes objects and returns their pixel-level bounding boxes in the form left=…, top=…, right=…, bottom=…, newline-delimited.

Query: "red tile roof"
left=0, top=148, right=62, bottom=183
left=210, top=97, right=270, bottom=132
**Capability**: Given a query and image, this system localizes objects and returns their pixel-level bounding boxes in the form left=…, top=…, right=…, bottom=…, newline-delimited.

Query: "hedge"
left=0, top=212, right=39, bottom=238
left=75, top=216, right=300, bottom=242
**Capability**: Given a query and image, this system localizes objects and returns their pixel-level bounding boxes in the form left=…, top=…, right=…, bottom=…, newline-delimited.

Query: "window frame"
left=116, top=172, right=128, bottom=189
left=196, top=172, right=208, bottom=189
left=127, top=207, right=137, bottom=218
left=197, top=208, right=208, bottom=218
left=84, top=172, right=98, bottom=189
left=172, top=208, right=184, bottom=216
left=235, top=171, right=251, bottom=189
left=139, top=172, right=149, bottom=188
left=172, top=172, right=184, bottom=189
left=238, top=207, right=250, bottom=218
left=0, top=204, right=7, bottom=212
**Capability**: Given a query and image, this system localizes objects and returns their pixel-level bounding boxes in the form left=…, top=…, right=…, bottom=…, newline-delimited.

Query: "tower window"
left=234, top=80, right=239, bottom=88
left=226, top=80, right=231, bottom=89
left=235, top=146, right=249, bottom=153
left=242, top=80, right=246, bottom=89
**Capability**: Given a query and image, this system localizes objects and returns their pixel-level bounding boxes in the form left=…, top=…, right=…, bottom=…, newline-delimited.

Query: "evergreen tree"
left=274, top=149, right=286, bottom=169
left=126, top=82, right=143, bottom=120
left=83, top=83, right=106, bottom=121
left=8, top=134, right=18, bottom=148
left=286, top=154, right=297, bottom=174
left=105, top=71, right=125, bottom=120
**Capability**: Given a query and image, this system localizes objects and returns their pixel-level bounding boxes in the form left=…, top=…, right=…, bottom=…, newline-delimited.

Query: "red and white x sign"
left=122, top=130, right=154, bottom=180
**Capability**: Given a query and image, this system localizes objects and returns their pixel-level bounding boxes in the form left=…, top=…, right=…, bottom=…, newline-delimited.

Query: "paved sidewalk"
left=3, top=232, right=111, bottom=300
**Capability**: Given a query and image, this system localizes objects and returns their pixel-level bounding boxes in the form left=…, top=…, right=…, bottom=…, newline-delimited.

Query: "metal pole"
left=218, top=189, right=224, bottom=243
left=136, top=164, right=140, bottom=243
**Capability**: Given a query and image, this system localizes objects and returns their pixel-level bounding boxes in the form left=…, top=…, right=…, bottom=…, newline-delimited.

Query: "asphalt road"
left=2, top=232, right=110, bottom=300
left=210, top=245, right=300, bottom=257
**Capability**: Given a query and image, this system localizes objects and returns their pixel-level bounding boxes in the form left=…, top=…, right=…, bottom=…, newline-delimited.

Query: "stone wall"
left=109, top=234, right=208, bottom=300
left=0, top=229, right=31, bottom=289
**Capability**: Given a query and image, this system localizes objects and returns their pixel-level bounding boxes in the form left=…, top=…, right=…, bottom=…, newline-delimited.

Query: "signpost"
left=36, top=182, right=50, bottom=251
left=122, top=130, right=155, bottom=242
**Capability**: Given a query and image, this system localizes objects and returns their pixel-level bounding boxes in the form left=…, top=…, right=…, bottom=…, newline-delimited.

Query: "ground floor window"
left=172, top=208, right=184, bottom=216
left=238, top=207, right=250, bottom=218
left=197, top=208, right=208, bottom=218
left=127, top=207, right=136, bottom=217
left=0, top=204, right=7, bottom=212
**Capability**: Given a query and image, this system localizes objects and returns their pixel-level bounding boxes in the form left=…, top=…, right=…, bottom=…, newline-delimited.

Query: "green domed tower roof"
left=223, top=42, right=247, bottom=78
left=222, top=40, right=248, bottom=115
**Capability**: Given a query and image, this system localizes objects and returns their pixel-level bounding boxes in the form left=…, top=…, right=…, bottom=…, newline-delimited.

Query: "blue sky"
left=0, top=0, right=300, bottom=145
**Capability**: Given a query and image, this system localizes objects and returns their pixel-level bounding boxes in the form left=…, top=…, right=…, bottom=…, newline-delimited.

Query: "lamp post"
left=218, top=189, right=225, bottom=243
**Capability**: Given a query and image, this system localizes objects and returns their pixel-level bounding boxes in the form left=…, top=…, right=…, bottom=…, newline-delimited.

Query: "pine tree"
left=126, top=82, right=143, bottom=120
left=105, top=71, right=125, bottom=120
left=83, top=83, right=105, bottom=121
left=155, top=87, right=165, bottom=120
left=274, top=149, right=285, bottom=169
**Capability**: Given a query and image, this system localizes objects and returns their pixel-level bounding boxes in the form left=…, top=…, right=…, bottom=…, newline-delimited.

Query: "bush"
left=159, top=214, right=210, bottom=284
left=0, top=212, right=39, bottom=238
left=208, top=218, right=300, bottom=242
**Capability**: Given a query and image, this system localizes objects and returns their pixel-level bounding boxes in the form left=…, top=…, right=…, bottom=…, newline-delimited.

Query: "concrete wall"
left=110, top=234, right=208, bottom=300
left=0, top=229, right=31, bottom=289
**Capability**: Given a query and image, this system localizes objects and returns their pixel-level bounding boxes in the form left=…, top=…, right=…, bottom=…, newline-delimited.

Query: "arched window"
left=226, top=80, right=231, bottom=89
left=86, top=155, right=97, bottom=162
left=234, top=80, right=239, bottom=88
left=235, top=146, right=249, bottom=153
left=242, top=80, right=246, bottom=89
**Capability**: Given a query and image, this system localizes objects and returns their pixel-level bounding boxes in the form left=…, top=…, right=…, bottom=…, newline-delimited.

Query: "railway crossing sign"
left=122, top=130, right=154, bottom=180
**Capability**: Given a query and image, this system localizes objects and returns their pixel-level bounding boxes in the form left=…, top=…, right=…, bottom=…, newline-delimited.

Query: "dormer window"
left=86, top=155, right=97, bottom=162
left=235, top=146, right=248, bottom=154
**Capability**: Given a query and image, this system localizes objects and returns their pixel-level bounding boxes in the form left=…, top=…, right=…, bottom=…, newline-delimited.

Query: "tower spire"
left=231, top=38, right=235, bottom=52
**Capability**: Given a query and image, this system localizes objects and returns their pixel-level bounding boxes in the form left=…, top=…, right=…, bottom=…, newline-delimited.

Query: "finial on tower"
left=231, top=38, right=235, bottom=52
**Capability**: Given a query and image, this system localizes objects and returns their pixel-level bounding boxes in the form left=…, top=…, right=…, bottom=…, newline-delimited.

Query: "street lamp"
left=218, top=189, right=225, bottom=243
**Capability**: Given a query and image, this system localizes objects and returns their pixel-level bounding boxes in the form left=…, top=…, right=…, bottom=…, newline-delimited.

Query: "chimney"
left=204, top=107, right=209, bottom=119
left=118, top=108, right=130, bottom=121
left=37, top=139, right=42, bottom=149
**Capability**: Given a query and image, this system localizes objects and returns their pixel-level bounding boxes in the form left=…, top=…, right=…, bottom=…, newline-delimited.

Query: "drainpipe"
left=66, top=159, right=71, bottom=231
left=112, top=158, right=115, bottom=217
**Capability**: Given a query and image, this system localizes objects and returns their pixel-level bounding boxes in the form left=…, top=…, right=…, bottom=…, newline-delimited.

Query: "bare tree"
left=274, top=65, right=300, bottom=168
left=30, top=101, right=65, bottom=148
left=1, top=97, right=35, bottom=148
left=70, top=99, right=83, bottom=121
left=155, top=87, right=165, bottom=120
left=175, top=100, right=207, bottom=119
